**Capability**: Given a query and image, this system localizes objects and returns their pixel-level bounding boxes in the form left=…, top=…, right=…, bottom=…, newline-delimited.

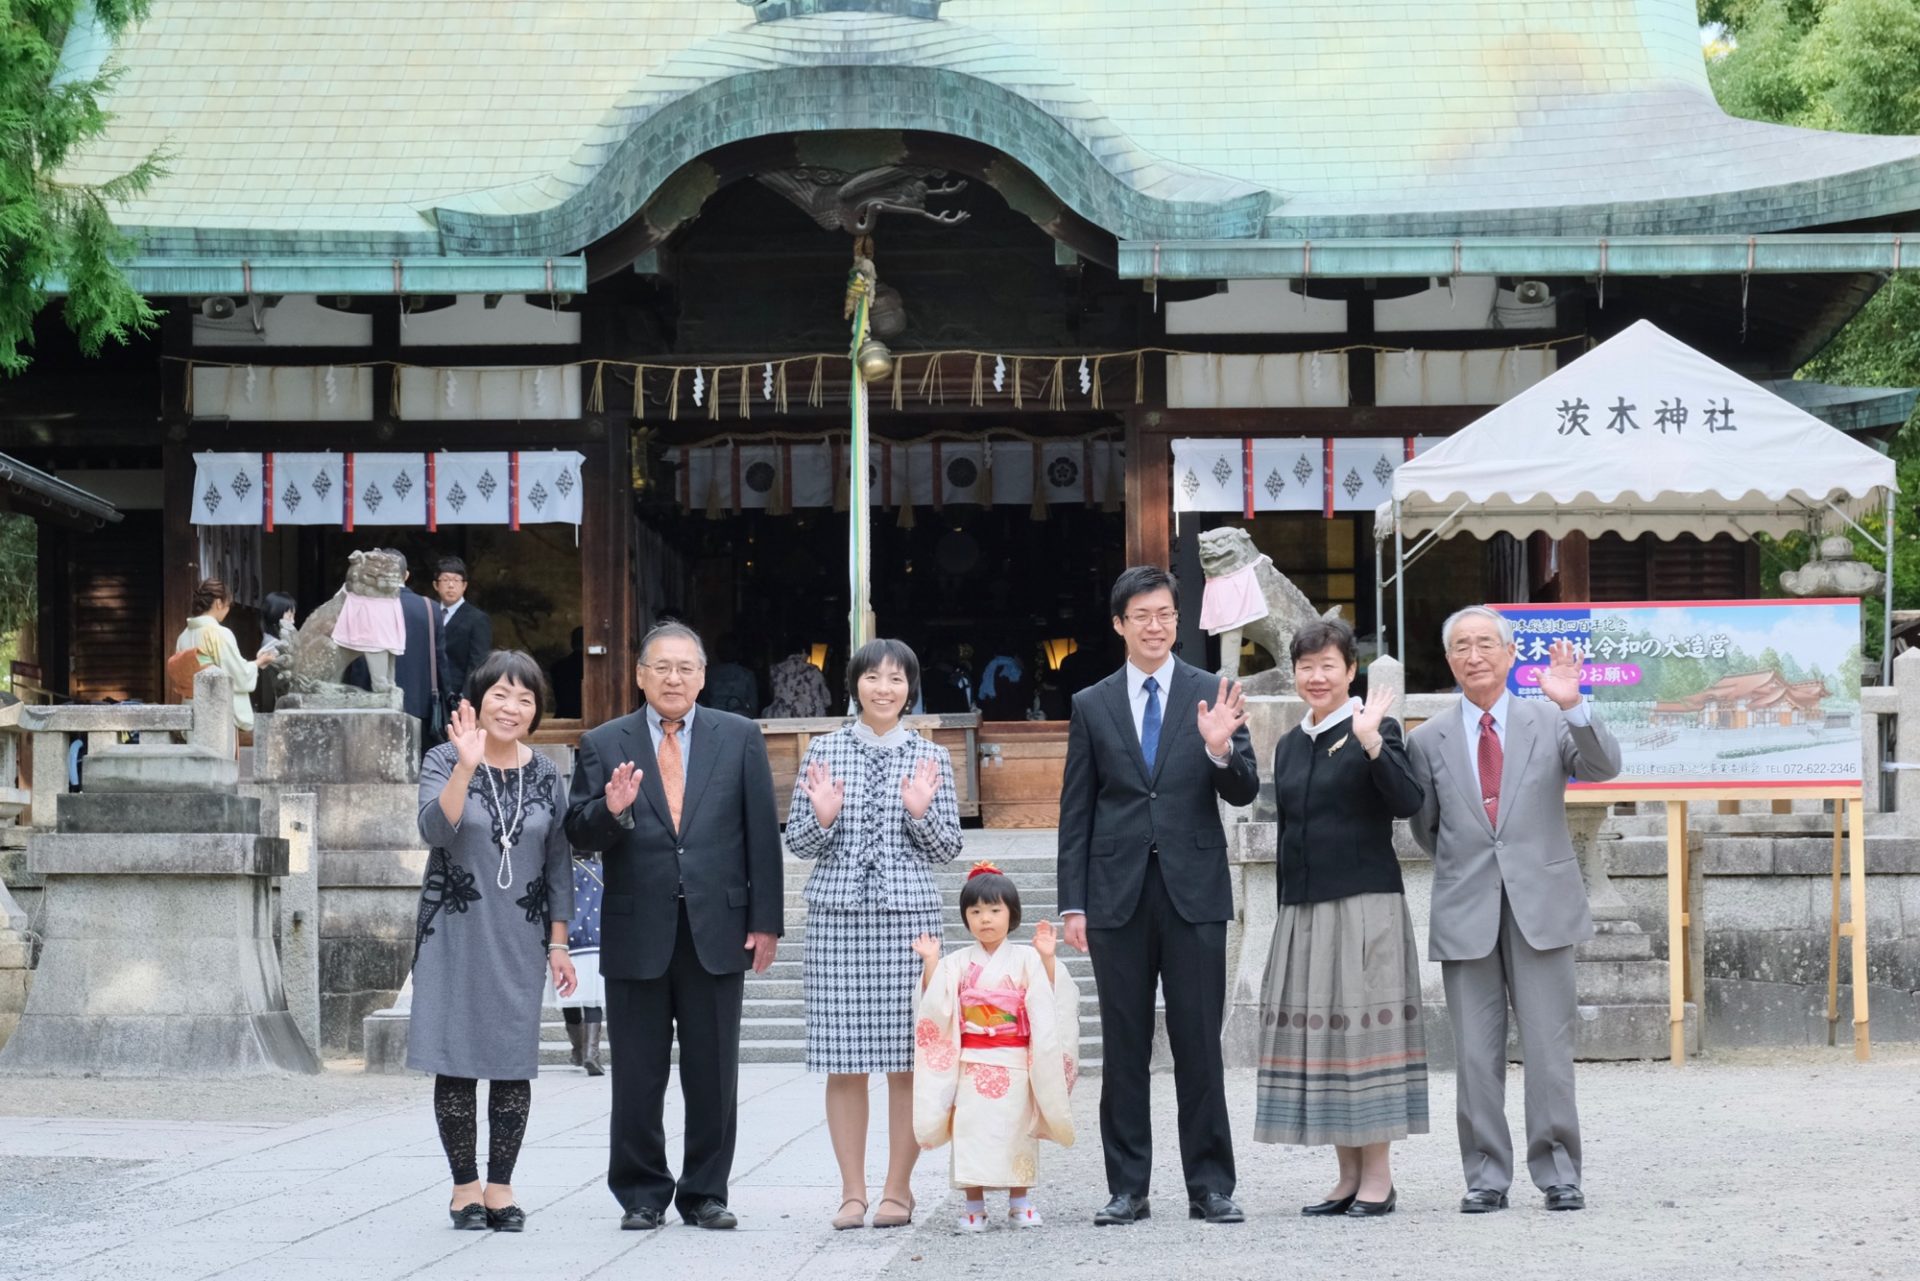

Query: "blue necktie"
left=1140, top=675, right=1162, bottom=772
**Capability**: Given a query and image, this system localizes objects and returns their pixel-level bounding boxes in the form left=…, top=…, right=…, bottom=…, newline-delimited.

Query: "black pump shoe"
left=486, top=1204, right=526, bottom=1232
left=1346, top=1187, right=1397, bottom=1217
left=1301, top=1194, right=1357, bottom=1217
left=449, top=1203, right=488, bottom=1230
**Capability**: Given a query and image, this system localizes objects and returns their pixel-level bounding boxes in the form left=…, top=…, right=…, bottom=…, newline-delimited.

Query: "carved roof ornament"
left=742, top=0, right=942, bottom=20
left=756, top=165, right=968, bottom=236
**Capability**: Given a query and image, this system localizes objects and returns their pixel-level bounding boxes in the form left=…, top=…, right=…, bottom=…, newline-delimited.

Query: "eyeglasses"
left=1447, top=638, right=1509, bottom=657
left=1125, top=610, right=1178, bottom=627
left=433, top=575, right=464, bottom=585
left=644, top=662, right=704, bottom=679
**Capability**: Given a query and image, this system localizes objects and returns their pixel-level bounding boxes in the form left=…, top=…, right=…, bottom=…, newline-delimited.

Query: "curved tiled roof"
left=56, top=0, right=1920, bottom=257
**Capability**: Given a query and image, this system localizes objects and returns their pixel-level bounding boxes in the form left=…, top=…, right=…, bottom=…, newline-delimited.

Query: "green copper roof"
left=40, top=257, right=587, bottom=297
left=58, top=0, right=1920, bottom=259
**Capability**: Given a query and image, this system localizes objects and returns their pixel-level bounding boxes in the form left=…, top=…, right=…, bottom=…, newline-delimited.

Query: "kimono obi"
left=959, top=965, right=1030, bottom=1051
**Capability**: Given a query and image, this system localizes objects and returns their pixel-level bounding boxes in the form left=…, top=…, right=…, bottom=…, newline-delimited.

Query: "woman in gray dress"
left=786, top=639, right=963, bottom=1231
left=410, top=650, right=576, bottom=1232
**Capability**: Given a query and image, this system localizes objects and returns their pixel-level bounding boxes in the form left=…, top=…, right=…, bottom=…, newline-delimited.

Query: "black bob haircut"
left=959, top=871, right=1023, bottom=931
left=847, top=638, right=921, bottom=713
left=464, top=649, right=551, bottom=735
left=1110, top=565, right=1179, bottom=620
left=1290, top=617, right=1358, bottom=668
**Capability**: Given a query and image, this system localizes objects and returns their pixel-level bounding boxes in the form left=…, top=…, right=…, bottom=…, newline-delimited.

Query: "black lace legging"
left=434, top=1075, right=532, bottom=1185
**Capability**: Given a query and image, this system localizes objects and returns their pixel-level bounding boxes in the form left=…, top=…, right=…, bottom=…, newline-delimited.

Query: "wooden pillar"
left=1557, top=531, right=1591, bottom=602
left=161, top=437, right=197, bottom=681
left=1125, top=409, right=1171, bottom=570
left=579, top=423, right=636, bottom=726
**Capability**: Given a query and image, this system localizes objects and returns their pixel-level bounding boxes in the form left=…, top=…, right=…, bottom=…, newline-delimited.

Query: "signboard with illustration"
left=1490, top=599, right=1864, bottom=789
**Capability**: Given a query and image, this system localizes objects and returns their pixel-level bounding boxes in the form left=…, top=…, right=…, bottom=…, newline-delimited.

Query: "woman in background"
left=173, top=578, right=272, bottom=736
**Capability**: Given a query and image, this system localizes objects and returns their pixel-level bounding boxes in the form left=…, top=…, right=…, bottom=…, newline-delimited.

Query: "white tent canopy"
left=1380, top=319, right=1897, bottom=542
left=1375, top=320, right=1900, bottom=672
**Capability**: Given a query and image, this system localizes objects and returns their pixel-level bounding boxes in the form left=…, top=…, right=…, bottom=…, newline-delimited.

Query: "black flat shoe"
left=1347, top=1187, right=1397, bottom=1217
left=1093, top=1194, right=1150, bottom=1226
left=486, top=1204, right=526, bottom=1232
left=1543, top=1184, right=1586, bottom=1212
left=449, top=1203, right=488, bottom=1230
left=1301, top=1194, right=1357, bottom=1217
left=1459, top=1189, right=1509, bottom=1214
left=682, top=1199, right=738, bottom=1230
left=621, top=1207, right=665, bottom=1231
left=1189, top=1192, right=1246, bottom=1224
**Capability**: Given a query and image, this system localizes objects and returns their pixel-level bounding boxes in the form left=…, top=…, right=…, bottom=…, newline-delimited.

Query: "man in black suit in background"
left=387, top=550, right=447, bottom=742
left=564, top=622, right=783, bottom=1232
left=1058, top=566, right=1259, bottom=1227
left=433, top=556, right=492, bottom=708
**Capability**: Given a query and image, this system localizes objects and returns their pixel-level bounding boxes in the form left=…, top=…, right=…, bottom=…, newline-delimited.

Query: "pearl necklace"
left=481, top=755, right=528, bottom=890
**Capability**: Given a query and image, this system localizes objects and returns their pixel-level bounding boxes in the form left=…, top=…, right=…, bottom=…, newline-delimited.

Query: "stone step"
left=753, top=955, right=1098, bottom=982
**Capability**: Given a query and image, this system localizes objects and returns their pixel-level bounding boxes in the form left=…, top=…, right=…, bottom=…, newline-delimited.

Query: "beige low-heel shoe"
left=831, top=1198, right=869, bottom=1230
left=871, top=1195, right=915, bottom=1228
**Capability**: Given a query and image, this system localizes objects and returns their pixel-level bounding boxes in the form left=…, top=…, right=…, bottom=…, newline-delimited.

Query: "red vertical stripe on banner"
left=831, top=438, right=844, bottom=507
left=730, top=444, right=742, bottom=514
left=1323, top=438, right=1335, bottom=518
left=1241, top=437, right=1255, bottom=519
left=1404, top=435, right=1416, bottom=461
left=882, top=443, right=894, bottom=507
left=427, top=453, right=438, bottom=532
left=679, top=447, right=690, bottom=509
left=930, top=441, right=944, bottom=511
left=509, top=452, right=521, bottom=531
left=1083, top=439, right=1095, bottom=504
left=344, top=453, right=355, bottom=531
left=263, top=453, right=275, bottom=532
left=781, top=443, right=793, bottom=511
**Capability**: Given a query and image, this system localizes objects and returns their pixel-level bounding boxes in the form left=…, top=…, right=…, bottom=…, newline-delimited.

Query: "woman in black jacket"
left=1253, top=618, right=1428, bottom=1219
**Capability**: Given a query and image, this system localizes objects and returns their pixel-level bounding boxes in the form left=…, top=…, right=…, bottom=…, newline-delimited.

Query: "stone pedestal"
left=0, top=747, right=319, bottom=1076
left=250, top=709, right=423, bottom=1057
left=363, top=973, right=415, bottom=1074
left=1564, top=804, right=1700, bottom=1060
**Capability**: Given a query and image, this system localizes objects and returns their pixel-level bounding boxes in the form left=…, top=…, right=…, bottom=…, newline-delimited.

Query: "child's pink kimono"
left=912, top=941, right=1079, bottom=1189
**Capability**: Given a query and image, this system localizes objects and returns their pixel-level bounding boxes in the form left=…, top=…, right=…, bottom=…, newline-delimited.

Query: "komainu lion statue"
left=271, top=548, right=407, bottom=710
left=1197, top=526, right=1343, bottom=696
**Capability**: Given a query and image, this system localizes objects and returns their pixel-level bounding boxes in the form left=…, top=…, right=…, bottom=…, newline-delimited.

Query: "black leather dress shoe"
left=485, top=1204, right=526, bottom=1233
left=621, top=1207, right=665, bottom=1231
left=1301, top=1194, right=1357, bottom=1217
left=1459, top=1189, right=1509, bottom=1214
left=1543, top=1185, right=1585, bottom=1211
left=683, top=1199, right=738, bottom=1230
left=449, top=1203, right=488, bottom=1230
left=1189, top=1192, right=1246, bottom=1224
left=1346, top=1187, right=1396, bottom=1218
left=1093, top=1194, right=1151, bottom=1226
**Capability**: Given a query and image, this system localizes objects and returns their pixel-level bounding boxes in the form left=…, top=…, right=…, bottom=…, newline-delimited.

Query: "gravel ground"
left=0, top=1061, right=429, bottom=1123
left=882, top=1046, right=1920, bottom=1281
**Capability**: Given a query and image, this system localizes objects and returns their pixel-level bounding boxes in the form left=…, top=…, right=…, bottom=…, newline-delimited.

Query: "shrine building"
left=6, top=0, right=1920, bottom=728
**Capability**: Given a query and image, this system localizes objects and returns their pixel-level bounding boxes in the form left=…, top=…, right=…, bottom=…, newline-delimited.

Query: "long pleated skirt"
left=1253, top=891, right=1430, bottom=1147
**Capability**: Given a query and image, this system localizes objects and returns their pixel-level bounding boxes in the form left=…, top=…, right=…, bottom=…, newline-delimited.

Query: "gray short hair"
left=1440, top=605, right=1515, bottom=651
left=639, top=622, right=708, bottom=667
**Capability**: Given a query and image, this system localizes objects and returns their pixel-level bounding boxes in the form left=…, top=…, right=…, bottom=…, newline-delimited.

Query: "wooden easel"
left=1575, top=786, right=1869, bottom=1066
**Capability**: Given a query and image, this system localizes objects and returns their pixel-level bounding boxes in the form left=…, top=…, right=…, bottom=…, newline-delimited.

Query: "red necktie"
left=1477, top=711, right=1502, bottom=828
left=658, top=719, right=685, bottom=831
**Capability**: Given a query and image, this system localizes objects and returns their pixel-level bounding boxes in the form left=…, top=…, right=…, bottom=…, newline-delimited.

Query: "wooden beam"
left=1126, top=409, right=1171, bottom=570
left=579, top=424, right=636, bottom=726
left=1136, top=406, right=1487, bottom=436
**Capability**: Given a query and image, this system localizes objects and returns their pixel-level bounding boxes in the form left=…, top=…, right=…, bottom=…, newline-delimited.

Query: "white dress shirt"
left=646, top=700, right=696, bottom=770
left=440, top=598, right=464, bottom=624
left=1124, top=655, right=1178, bottom=743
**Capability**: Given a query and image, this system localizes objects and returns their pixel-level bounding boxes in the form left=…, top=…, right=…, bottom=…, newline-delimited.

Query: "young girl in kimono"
left=912, top=863, right=1079, bottom=1232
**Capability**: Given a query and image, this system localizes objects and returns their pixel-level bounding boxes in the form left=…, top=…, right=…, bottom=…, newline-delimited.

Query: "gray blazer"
left=1406, top=696, right=1622, bottom=961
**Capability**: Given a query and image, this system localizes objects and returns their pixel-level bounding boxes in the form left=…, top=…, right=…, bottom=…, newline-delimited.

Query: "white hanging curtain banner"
left=987, top=442, right=1036, bottom=505
left=190, top=452, right=265, bottom=526
left=736, top=445, right=781, bottom=510
left=1170, top=439, right=1244, bottom=514
left=789, top=443, right=833, bottom=508
left=1328, top=439, right=1404, bottom=513
left=433, top=451, right=512, bottom=525
left=269, top=452, right=346, bottom=526
left=1248, top=438, right=1322, bottom=512
left=938, top=441, right=991, bottom=506
left=350, top=452, right=428, bottom=527
left=516, top=450, right=587, bottom=524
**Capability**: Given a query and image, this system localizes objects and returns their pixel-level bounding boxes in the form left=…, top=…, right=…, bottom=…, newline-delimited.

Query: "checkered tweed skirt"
left=804, top=904, right=945, bottom=1074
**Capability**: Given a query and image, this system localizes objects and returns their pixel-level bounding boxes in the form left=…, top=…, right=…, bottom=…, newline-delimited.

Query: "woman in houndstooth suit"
left=787, top=638, right=963, bottom=1232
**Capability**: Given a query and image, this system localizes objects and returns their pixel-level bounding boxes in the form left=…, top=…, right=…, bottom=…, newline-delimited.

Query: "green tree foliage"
left=0, top=513, right=34, bottom=639
left=1705, top=0, right=1920, bottom=653
left=1, top=0, right=167, bottom=375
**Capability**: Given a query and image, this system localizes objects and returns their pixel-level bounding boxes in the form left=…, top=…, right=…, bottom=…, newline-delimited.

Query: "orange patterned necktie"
left=658, top=719, right=685, bottom=831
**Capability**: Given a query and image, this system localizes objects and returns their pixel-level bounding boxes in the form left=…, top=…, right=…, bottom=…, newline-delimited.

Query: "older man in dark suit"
left=1058, top=565, right=1260, bottom=1227
left=565, top=622, right=783, bottom=1232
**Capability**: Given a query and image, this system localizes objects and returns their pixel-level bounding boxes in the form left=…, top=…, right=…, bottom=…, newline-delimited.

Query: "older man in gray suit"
left=1406, top=605, right=1621, bottom=1215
